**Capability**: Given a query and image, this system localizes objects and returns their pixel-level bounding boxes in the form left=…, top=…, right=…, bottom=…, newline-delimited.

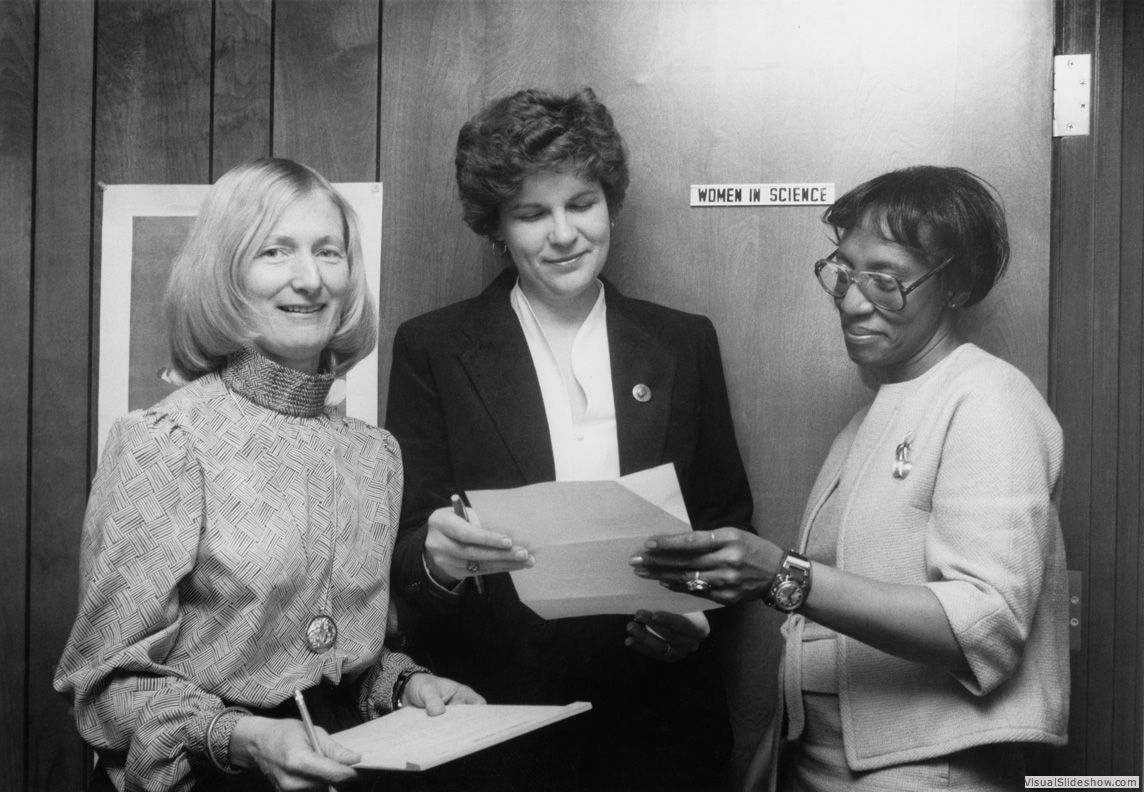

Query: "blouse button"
left=632, top=383, right=652, bottom=403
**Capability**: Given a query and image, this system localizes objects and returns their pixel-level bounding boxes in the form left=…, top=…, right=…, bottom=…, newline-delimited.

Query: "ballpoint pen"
left=451, top=493, right=484, bottom=594
left=294, top=689, right=338, bottom=792
left=644, top=624, right=668, bottom=643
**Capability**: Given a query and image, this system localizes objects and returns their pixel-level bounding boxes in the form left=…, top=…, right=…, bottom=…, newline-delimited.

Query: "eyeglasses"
left=813, top=253, right=953, bottom=312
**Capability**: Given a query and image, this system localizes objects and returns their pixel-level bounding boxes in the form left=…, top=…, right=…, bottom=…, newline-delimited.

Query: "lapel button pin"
left=632, top=384, right=652, bottom=402
left=892, top=432, right=914, bottom=479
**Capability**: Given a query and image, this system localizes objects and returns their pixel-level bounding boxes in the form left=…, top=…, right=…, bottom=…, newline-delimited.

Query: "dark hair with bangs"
left=454, top=87, right=629, bottom=239
left=823, top=165, right=1009, bottom=307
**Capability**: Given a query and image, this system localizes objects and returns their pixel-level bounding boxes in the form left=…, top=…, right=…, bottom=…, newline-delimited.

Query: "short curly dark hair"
left=454, top=87, right=630, bottom=239
left=823, top=165, right=1009, bottom=307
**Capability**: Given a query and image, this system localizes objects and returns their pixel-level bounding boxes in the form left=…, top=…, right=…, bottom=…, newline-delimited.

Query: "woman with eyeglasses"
left=631, top=166, right=1069, bottom=791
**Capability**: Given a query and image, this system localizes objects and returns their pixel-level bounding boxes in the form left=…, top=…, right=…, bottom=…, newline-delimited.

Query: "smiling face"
left=244, top=192, right=350, bottom=373
left=832, top=218, right=961, bottom=383
left=497, top=170, right=611, bottom=316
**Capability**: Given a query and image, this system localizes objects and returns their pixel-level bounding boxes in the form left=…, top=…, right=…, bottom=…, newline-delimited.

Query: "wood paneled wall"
left=26, top=2, right=96, bottom=787
left=1051, top=0, right=1144, bottom=777
left=8, top=2, right=383, bottom=788
left=1, top=1, right=1138, bottom=789
left=1, top=2, right=36, bottom=790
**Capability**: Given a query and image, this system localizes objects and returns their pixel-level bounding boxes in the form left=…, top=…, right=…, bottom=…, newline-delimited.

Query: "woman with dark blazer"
left=385, top=87, right=754, bottom=792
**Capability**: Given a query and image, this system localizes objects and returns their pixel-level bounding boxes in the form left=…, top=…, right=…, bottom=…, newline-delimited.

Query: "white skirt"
left=782, top=692, right=1026, bottom=792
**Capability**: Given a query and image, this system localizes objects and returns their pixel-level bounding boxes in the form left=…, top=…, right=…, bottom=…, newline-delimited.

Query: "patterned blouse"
left=54, top=349, right=417, bottom=791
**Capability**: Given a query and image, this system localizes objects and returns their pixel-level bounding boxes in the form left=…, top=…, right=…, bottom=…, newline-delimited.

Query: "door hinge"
left=1053, top=54, right=1091, bottom=137
left=1068, top=570, right=1083, bottom=651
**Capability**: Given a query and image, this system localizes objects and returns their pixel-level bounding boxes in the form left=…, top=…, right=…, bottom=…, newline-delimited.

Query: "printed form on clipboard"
left=333, top=702, right=592, bottom=771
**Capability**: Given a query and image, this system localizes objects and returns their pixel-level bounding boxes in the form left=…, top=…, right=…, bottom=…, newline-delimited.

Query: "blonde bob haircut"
left=164, top=158, right=378, bottom=381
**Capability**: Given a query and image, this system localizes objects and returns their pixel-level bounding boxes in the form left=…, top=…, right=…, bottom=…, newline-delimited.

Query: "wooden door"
left=379, top=0, right=1054, bottom=779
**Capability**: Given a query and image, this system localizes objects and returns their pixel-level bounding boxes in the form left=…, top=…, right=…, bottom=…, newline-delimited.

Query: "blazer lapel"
left=606, top=287, right=675, bottom=475
left=796, top=454, right=843, bottom=551
left=795, top=409, right=870, bottom=550
left=458, top=272, right=556, bottom=484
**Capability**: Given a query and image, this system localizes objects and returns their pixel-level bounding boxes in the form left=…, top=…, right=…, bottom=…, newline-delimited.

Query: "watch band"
left=762, top=549, right=812, bottom=612
left=392, top=664, right=429, bottom=710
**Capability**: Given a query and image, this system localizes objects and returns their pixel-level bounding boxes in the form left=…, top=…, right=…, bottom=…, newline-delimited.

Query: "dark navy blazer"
left=384, top=267, right=754, bottom=790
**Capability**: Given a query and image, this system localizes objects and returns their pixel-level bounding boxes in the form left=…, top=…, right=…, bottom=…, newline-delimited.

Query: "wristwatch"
left=762, top=549, right=812, bottom=612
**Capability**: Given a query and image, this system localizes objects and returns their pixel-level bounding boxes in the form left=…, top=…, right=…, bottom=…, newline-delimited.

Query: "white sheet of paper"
left=333, top=702, right=592, bottom=771
left=465, top=464, right=720, bottom=619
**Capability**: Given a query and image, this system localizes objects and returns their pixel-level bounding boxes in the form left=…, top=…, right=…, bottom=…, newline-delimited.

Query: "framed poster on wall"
left=97, top=182, right=383, bottom=458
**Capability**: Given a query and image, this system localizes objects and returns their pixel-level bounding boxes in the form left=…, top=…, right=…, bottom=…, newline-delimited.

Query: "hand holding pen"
left=227, top=691, right=359, bottom=789
left=294, top=689, right=357, bottom=792
left=421, top=494, right=535, bottom=590
left=452, top=494, right=485, bottom=593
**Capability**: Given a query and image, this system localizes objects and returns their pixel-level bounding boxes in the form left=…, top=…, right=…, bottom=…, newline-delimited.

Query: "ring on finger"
left=685, top=570, right=712, bottom=593
left=466, top=560, right=481, bottom=574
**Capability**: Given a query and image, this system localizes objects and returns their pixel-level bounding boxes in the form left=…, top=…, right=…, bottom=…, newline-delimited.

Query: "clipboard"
left=332, top=702, right=592, bottom=771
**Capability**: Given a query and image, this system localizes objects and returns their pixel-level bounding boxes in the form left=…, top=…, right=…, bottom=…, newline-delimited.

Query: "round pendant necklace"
left=305, top=612, right=338, bottom=653
left=223, top=383, right=341, bottom=654
left=303, top=442, right=339, bottom=654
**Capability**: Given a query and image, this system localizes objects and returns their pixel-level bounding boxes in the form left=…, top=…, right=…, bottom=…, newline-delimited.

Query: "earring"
left=491, top=239, right=508, bottom=256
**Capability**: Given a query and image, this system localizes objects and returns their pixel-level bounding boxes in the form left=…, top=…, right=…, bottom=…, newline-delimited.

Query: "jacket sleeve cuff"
left=187, top=706, right=252, bottom=776
left=394, top=524, right=469, bottom=614
left=422, top=553, right=466, bottom=597
left=359, top=649, right=431, bottom=719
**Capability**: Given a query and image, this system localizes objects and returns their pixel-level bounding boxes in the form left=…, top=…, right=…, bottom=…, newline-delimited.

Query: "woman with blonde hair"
left=55, top=158, right=482, bottom=792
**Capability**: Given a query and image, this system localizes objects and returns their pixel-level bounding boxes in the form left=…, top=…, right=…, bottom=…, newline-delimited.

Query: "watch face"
left=774, top=580, right=805, bottom=611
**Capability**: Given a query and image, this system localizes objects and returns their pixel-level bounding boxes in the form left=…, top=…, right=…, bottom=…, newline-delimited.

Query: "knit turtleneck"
left=220, top=347, right=334, bottom=418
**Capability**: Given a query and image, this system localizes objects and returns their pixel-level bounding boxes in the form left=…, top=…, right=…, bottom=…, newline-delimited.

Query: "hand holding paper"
left=421, top=501, right=534, bottom=588
left=401, top=671, right=486, bottom=714
left=464, top=464, right=721, bottom=619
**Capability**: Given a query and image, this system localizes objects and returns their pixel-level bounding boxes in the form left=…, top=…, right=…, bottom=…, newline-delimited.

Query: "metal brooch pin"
left=892, top=432, right=914, bottom=479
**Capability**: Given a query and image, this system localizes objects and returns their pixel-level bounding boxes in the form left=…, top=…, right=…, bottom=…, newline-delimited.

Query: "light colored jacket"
left=781, top=343, right=1069, bottom=771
